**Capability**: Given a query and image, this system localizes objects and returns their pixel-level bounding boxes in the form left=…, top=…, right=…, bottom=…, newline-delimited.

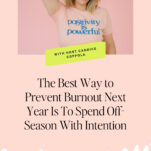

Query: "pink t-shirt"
left=52, top=3, right=112, bottom=47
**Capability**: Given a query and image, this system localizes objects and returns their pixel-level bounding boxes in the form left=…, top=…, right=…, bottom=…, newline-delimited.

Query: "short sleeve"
left=103, top=9, right=112, bottom=35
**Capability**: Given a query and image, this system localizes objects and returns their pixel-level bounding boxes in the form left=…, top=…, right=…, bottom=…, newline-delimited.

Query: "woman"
left=43, top=0, right=116, bottom=54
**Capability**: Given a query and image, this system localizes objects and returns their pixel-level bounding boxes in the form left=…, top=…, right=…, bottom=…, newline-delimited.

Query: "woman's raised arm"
left=42, top=0, right=59, bottom=16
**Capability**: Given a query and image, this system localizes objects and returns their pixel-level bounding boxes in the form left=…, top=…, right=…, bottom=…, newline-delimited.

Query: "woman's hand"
left=42, top=0, right=59, bottom=16
left=103, top=34, right=116, bottom=54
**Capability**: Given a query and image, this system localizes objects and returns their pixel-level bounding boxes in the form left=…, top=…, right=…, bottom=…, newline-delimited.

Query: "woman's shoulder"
left=95, top=7, right=109, bottom=15
left=58, top=1, right=66, bottom=9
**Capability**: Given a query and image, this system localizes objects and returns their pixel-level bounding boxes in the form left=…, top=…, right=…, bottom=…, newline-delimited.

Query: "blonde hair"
left=65, top=0, right=99, bottom=13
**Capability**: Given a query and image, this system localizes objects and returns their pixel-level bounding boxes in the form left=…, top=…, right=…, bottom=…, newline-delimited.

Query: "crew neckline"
left=70, top=6, right=91, bottom=14
left=69, top=6, right=99, bottom=15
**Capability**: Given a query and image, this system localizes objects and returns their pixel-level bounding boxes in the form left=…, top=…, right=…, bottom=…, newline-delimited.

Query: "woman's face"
left=75, top=0, right=89, bottom=6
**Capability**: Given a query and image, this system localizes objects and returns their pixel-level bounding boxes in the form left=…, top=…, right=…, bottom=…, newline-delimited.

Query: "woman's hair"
left=65, top=0, right=99, bottom=13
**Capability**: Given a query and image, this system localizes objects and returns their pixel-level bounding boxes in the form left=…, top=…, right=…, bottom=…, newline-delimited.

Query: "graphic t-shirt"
left=52, top=3, right=112, bottom=47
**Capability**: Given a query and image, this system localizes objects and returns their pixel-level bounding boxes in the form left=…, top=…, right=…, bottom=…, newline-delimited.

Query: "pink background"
left=1, top=0, right=151, bottom=151
left=18, top=0, right=133, bottom=54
